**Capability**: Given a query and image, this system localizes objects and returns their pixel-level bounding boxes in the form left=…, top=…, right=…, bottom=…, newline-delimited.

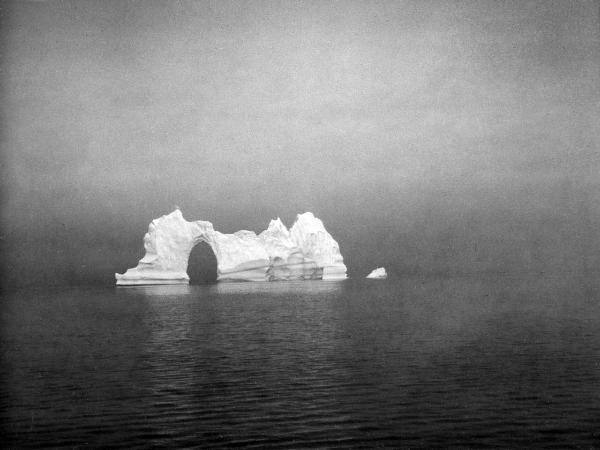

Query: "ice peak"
left=268, top=217, right=287, bottom=231
left=167, top=208, right=184, bottom=219
left=295, top=211, right=316, bottom=222
left=260, top=217, right=290, bottom=243
left=291, top=212, right=325, bottom=234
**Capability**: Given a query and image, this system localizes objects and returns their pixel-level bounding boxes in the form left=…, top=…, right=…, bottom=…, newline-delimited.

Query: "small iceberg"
left=366, top=267, right=387, bottom=279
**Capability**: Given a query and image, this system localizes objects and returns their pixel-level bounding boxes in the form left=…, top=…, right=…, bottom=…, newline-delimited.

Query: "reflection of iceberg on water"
left=117, top=284, right=192, bottom=297
left=210, top=280, right=345, bottom=296
left=366, top=267, right=387, bottom=279
left=116, top=209, right=347, bottom=285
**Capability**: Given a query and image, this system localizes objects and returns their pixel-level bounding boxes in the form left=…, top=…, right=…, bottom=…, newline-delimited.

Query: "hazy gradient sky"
left=1, top=0, right=599, bottom=287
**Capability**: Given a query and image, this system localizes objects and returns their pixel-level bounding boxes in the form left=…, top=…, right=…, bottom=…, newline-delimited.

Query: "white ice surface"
left=115, top=209, right=347, bottom=285
left=366, top=267, right=387, bottom=279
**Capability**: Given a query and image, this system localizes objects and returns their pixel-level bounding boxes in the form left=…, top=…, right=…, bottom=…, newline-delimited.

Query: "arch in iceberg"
left=115, top=209, right=347, bottom=285
left=187, top=241, right=218, bottom=283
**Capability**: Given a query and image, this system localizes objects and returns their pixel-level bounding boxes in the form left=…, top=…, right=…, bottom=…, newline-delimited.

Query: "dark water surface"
left=2, top=276, right=600, bottom=448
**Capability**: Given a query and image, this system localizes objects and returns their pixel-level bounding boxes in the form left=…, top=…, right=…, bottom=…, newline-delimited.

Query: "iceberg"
left=115, top=209, right=347, bottom=285
left=366, top=267, right=387, bottom=279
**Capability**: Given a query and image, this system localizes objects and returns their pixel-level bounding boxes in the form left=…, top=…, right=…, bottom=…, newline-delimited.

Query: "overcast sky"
left=1, top=0, right=599, bottom=287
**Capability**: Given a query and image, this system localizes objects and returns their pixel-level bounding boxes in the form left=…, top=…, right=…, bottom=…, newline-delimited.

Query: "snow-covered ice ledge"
left=116, top=209, right=347, bottom=285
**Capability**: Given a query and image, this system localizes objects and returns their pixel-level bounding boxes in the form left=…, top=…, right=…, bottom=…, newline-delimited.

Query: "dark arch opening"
left=187, top=241, right=218, bottom=284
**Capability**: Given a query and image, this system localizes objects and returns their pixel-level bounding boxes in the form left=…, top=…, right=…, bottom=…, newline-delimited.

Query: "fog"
left=1, top=0, right=599, bottom=287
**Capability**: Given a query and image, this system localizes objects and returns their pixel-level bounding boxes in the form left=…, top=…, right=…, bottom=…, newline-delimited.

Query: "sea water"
left=2, top=276, right=599, bottom=448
